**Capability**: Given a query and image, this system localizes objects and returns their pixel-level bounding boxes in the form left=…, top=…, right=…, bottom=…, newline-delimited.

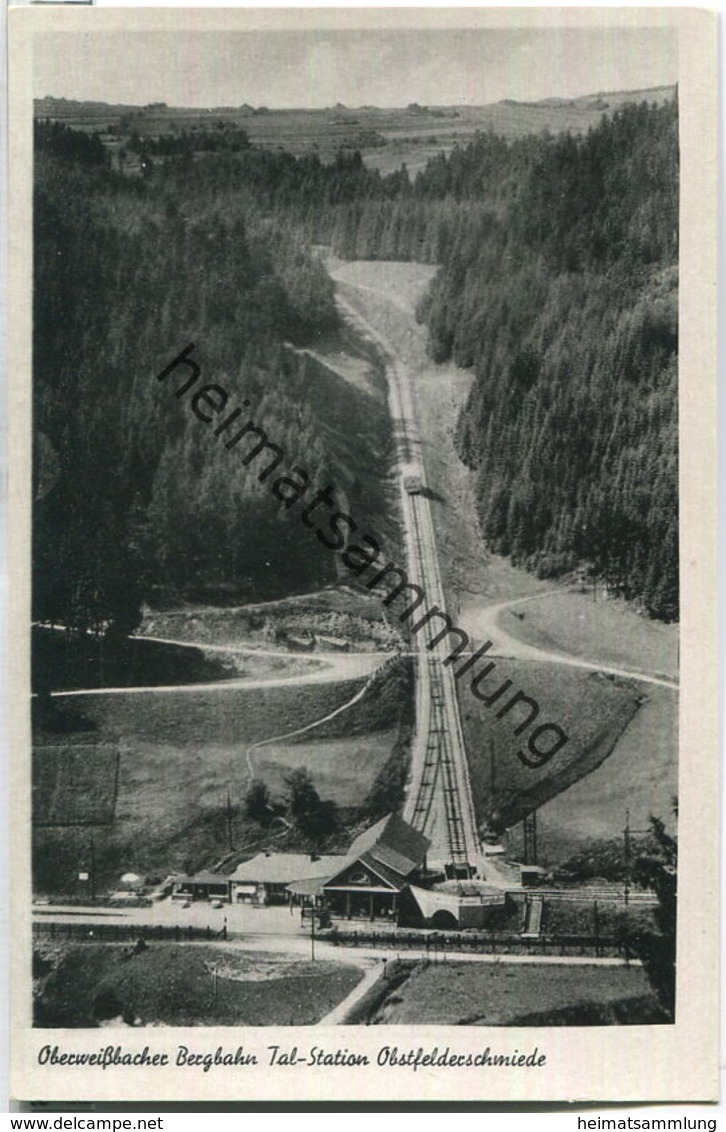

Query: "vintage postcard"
left=8, top=6, right=719, bottom=1104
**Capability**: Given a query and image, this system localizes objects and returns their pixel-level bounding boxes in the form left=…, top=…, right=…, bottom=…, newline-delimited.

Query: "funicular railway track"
left=334, top=297, right=481, bottom=877
left=392, top=359, right=481, bottom=876
left=407, top=491, right=472, bottom=874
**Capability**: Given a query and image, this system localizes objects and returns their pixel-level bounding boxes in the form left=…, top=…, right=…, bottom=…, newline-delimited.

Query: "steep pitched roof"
left=324, top=853, right=402, bottom=891
left=347, top=813, right=430, bottom=878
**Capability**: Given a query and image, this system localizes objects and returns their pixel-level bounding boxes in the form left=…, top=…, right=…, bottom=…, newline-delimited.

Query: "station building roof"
left=229, top=852, right=343, bottom=885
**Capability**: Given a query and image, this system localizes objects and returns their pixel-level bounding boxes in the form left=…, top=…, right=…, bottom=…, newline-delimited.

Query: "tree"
left=244, top=780, right=272, bottom=826
left=284, top=768, right=320, bottom=822
left=298, top=798, right=338, bottom=848
left=630, top=804, right=677, bottom=1020
left=283, top=767, right=338, bottom=848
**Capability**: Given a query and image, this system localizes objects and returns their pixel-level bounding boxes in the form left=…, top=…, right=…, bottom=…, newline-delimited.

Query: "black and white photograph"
left=9, top=5, right=718, bottom=1104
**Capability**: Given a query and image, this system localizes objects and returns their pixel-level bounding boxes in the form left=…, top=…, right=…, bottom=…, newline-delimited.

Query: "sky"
left=34, top=24, right=678, bottom=109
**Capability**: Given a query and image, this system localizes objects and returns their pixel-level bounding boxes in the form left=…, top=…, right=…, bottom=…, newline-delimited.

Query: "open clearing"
left=459, top=658, right=642, bottom=837
left=535, top=685, right=678, bottom=861
left=495, top=591, right=678, bottom=682
left=32, top=671, right=404, bottom=892
left=366, top=960, right=666, bottom=1025
left=33, top=744, right=120, bottom=826
left=253, top=729, right=398, bottom=803
left=34, top=942, right=362, bottom=1027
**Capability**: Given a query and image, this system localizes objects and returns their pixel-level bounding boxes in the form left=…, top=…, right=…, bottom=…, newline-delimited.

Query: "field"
left=252, top=730, right=398, bottom=803
left=35, top=86, right=676, bottom=176
left=33, top=744, right=119, bottom=825
left=496, top=592, right=678, bottom=681
left=250, top=659, right=412, bottom=799
left=364, top=960, right=666, bottom=1026
left=34, top=942, right=361, bottom=1027
left=32, top=665, right=409, bottom=894
left=535, top=686, right=678, bottom=862
left=459, top=658, right=642, bottom=841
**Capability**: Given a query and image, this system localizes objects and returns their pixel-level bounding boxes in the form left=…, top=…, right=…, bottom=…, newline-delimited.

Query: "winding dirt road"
left=48, top=636, right=389, bottom=699
left=462, top=592, right=679, bottom=691
left=243, top=667, right=380, bottom=789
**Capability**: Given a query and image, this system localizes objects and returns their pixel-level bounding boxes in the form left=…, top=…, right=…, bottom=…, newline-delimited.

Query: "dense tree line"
left=331, top=101, right=679, bottom=618
left=32, top=132, right=385, bottom=641
left=34, top=97, right=678, bottom=642
left=34, top=120, right=108, bottom=166
left=438, top=103, right=679, bottom=619
left=126, top=125, right=252, bottom=157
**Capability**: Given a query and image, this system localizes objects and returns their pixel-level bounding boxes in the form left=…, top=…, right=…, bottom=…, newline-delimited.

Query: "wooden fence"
left=33, top=920, right=227, bottom=944
left=32, top=920, right=638, bottom=959
left=326, top=927, right=635, bottom=959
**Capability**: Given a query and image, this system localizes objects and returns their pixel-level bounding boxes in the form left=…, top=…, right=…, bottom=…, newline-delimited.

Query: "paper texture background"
left=8, top=6, right=719, bottom=1104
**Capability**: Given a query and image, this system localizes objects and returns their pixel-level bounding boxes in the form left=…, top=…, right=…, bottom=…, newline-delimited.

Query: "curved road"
left=47, top=638, right=389, bottom=699
left=465, top=592, right=679, bottom=691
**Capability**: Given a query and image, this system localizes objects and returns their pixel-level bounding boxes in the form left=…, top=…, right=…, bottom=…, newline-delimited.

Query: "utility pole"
left=622, top=811, right=649, bottom=914
left=489, top=737, right=496, bottom=800
left=624, top=809, right=631, bottom=907
left=523, top=811, right=538, bottom=866
left=225, top=791, right=234, bottom=852
left=90, top=834, right=96, bottom=901
left=310, top=903, right=316, bottom=962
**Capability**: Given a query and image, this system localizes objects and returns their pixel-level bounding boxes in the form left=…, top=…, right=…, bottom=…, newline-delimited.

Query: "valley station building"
left=228, top=813, right=428, bottom=920
left=321, top=813, right=431, bottom=922
left=228, top=852, right=343, bottom=906
left=219, top=813, right=507, bottom=928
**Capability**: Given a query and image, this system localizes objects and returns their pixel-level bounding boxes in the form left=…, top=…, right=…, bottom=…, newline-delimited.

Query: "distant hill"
left=35, top=84, right=677, bottom=177
left=499, top=84, right=674, bottom=110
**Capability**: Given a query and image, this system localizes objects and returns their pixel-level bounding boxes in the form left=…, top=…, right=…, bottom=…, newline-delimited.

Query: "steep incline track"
left=335, top=293, right=481, bottom=876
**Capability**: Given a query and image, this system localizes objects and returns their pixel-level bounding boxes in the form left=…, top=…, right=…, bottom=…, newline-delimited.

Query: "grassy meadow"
left=534, top=686, right=678, bottom=861
left=34, top=942, right=361, bottom=1027
left=459, top=658, right=642, bottom=839
left=32, top=661, right=411, bottom=893
left=496, top=592, right=678, bottom=681
left=365, top=960, right=666, bottom=1026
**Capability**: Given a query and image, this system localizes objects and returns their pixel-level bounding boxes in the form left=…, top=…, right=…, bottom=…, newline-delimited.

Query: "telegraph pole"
left=622, top=811, right=650, bottom=913
left=490, top=737, right=496, bottom=800
left=90, top=834, right=96, bottom=901
left=624, top=809, right=631, bottom=907
left=225, top=791, right=234, bottom=852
